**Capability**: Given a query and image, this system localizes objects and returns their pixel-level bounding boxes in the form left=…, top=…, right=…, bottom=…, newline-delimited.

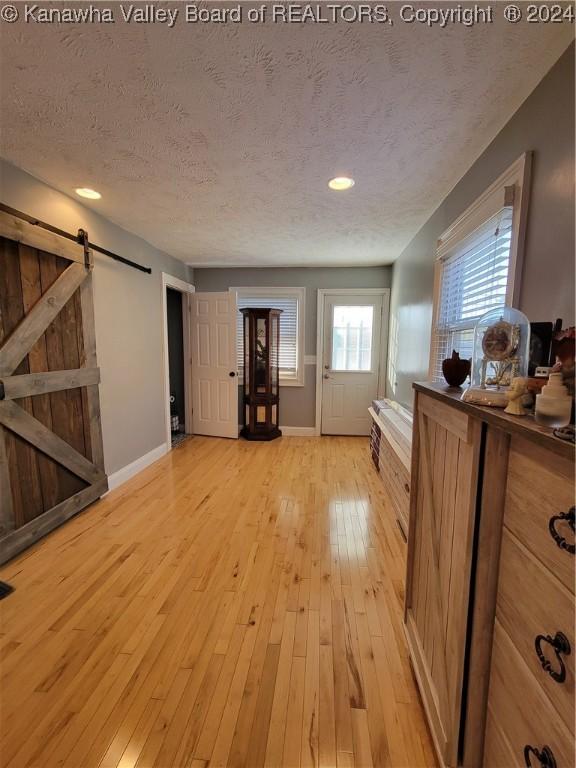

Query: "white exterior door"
left=321, top=293, right=386, bottom=435
left=191, top=292, right=238, bottom=439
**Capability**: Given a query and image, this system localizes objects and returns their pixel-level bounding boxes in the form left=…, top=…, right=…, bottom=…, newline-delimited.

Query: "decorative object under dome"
left=462, top=307, right=530, bottom=407
left=240, top=307, right=282, bottom=441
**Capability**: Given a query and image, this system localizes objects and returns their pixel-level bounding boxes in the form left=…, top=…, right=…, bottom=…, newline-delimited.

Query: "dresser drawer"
left=378, top=435, right=410, bottom=534
left=486, top=620, right=575, bottom=768
left=484, top=709, right=519, bottom=767
left=496, top=528, right=574, bottom=733
left=504, top=436, right=574, bottom=593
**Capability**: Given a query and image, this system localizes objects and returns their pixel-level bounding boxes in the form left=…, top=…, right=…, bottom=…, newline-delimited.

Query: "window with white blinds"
left=234, top=288, right=305, bottom=385
left=430, top=205, right=514, bottom=380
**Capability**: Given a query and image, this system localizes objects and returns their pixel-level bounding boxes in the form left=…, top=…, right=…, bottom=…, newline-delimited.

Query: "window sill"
left=280, top=378, right=305, bottom=388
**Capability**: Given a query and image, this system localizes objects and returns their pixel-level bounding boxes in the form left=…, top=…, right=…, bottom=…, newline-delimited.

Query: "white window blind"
left=430, top=205, right=513, bottom=380
left=236, top=294, right=300, bottom=380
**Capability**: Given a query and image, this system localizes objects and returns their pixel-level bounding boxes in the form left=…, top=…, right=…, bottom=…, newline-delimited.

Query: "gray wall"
left=0, top=159, right=191, bottom=474
left=194, top=267, right=392, bottom=427
left=388, top=43, right=575, bottom=410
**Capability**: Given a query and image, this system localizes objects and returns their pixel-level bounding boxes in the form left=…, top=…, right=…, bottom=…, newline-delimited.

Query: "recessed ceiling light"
left=328, top=176, right=355, bottom=191
left=75, top=188, right=101, bottom=200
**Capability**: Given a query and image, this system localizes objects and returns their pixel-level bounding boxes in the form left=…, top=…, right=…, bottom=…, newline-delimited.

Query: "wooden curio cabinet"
left=240, top=308, right=282, bottom=441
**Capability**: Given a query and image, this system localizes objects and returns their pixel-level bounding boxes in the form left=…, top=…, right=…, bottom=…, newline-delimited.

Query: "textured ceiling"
left=0, top=8, right=572, bottom=266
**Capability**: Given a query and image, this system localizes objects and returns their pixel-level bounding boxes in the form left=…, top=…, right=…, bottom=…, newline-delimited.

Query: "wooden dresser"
left=405, top=383, right=575, bottom=768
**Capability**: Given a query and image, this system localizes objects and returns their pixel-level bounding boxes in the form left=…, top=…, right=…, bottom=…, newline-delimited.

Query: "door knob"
left=323, top=373, right=330, bottom=379
left=229, top=371, right=236, bottom=377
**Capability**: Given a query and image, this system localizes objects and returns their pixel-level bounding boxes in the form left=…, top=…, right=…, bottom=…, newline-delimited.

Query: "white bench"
left=368, top=399, right=413, bottom=538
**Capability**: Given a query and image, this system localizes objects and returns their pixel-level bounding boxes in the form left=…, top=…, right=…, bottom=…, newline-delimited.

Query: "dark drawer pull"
left=535, top=631, right=571, bottom=683
left=548, top=506, right=575, bottom=555
left=524, top=745, right=557, bottom=768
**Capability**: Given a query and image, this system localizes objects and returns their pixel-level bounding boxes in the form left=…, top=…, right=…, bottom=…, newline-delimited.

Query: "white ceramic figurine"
left=504, top=377, right=528, bottom=416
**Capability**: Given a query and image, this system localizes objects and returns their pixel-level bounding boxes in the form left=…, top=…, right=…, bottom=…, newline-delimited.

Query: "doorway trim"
left=315, top=288, right=390, bottom=436
left=161, top=273, right=195, bottom=449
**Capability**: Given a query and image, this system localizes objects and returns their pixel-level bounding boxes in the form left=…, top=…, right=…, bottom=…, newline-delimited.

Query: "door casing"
left=161, top=272, right=195, bottom=448
left=315, top=288, right=390, bottom=436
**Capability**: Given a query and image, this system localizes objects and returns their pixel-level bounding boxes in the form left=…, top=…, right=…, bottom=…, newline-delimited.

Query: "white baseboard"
left=280, top=426, right=316, bottom=437
left=106, top=443, right=169, bottom=492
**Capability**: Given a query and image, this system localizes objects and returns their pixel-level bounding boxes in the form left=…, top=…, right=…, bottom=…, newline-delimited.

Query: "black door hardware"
left=548, top=506, right=575, bottom=554
left=524, top=744, right=557, bottom=768
left=0, top=203, right=152, bottom=274
left=535, top=631, right=571, bottom=683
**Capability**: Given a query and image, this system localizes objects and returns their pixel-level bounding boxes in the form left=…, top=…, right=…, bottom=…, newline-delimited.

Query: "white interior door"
left=321, top=293, right=385, bottom=435
left=191, top=292, right=238, bottom=439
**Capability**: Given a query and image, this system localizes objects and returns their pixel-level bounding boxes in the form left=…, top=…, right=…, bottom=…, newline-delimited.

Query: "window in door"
left=331, top=305, right=374, bottom=371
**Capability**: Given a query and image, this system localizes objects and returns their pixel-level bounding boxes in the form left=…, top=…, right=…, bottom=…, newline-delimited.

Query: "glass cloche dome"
left=462, top=307, right=531, bottom=406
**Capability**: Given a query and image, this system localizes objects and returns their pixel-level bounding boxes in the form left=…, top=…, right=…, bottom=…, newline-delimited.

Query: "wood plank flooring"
left=0, top=436, right=435, bottom=767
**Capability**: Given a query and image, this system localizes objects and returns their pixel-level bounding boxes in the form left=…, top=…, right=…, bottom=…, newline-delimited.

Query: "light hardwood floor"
left=0, top=436, right=435, bottom=768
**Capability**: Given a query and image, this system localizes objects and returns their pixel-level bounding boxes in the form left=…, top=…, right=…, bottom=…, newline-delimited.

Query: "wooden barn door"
left=0, top=211, right=107, bottom=565
left=404, top=392, right=482, bottom=767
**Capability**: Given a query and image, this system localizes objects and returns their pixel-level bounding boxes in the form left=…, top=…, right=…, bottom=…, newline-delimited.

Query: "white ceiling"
left=0, top=12, right=571, bottom=267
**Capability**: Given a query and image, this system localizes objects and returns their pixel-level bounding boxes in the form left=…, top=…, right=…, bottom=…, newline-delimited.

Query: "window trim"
left=428, top=152, right=532, bottom=379
left=229, top=286, right=306, bottom=387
